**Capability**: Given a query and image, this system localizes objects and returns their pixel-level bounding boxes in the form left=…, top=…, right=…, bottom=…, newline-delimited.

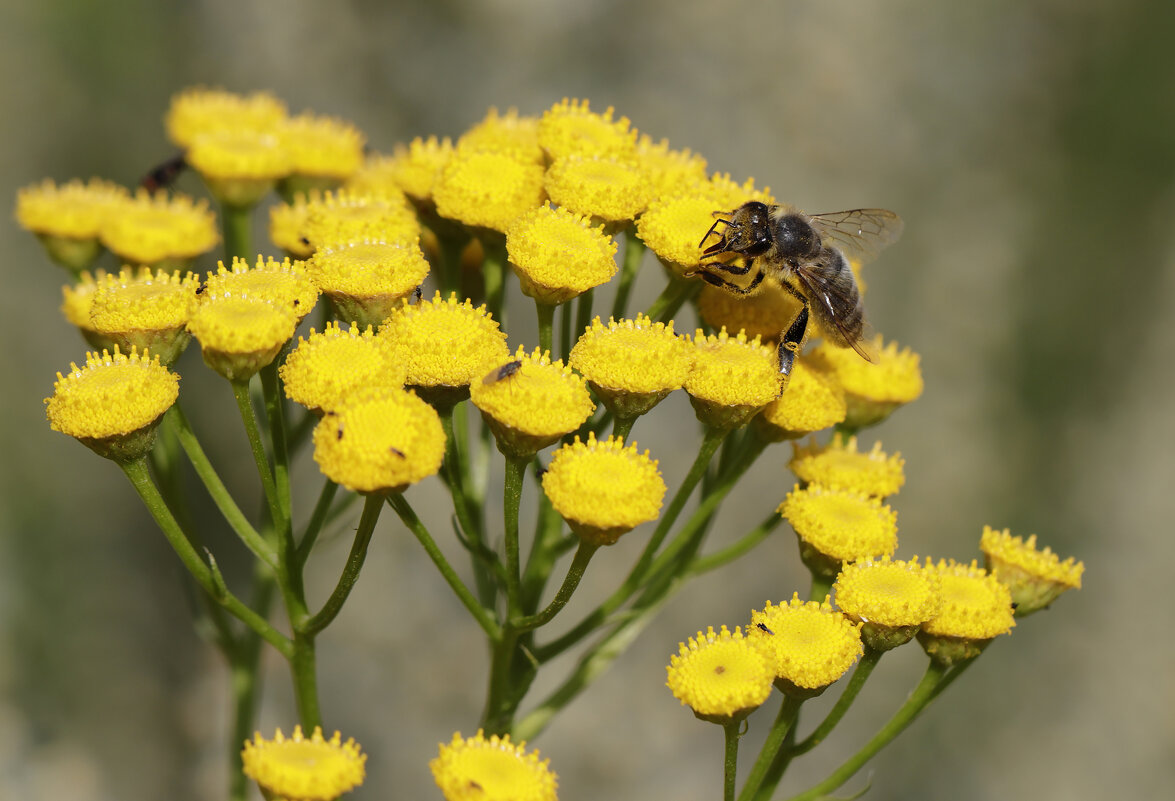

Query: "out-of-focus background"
left=2, top=1, right=1172, bottom=799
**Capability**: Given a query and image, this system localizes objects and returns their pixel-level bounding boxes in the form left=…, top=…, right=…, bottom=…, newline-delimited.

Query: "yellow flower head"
left=46, top=347, right=179, bottom=463
left=166, top=87, right=287, bottom=148
left=434, top=149, right=547, bottom=233
left=431, top=730, right=557, bottom=801
left=470, top=347, right=595, bottom=458
left=100, top=190, right=219, bottom=268
left=187, top=295, right=299, bottom=381
left=542, top=433, right=666, bottom=545
left=379, top=292, right=510, bottom=403
left=307, top=239, right=430, bottom=329
left=185, top=129, right=288, bottom=207
left=379, top=136, right=455, bottom=203
left=636, top=134, right=708, bottom=202
left=269, top=190, right=323, bottom=258
left=203, top=255, right=319, bottom=322
left=312, top=386, right=446, bottom=494
left=750, top=595, right=863, bottom=696
left=636, top=193, right=723, bottom=273
left=17, top=178, right=129, bottom=270
left=241, top=725, right=365, bottom=801
left=569, top=315, right=693, bottom=419
left=779, top=484, right=899, bottom=577
left=281, top=322, right=404, bottom=414
left=697, top=277, right=803, bottom=345
left=833, top=556, right=942, bottom=651
left=666, top=626, right=774, bottom=724
left=789, top=435, right=905, bottom=498
left=808, top=336, right=923, bottom=430
left=458, top=107, right=544, bottom=166
left=543, top=154, right=652, bottom=225
left=706, top=173, right=775, bottom=212
left=301, top=189, right=420, bottom=250
left=279, top=112, right=366, bottom=186
left=538, top=98, right=637, bottom=162
left=753, top=359, right=846, bottom=441
left=918, top=559, right=1016, bottom=666
left=506, top=204, right=618, bottom=305
left=89, top=267, right=199, bottom=366
left=979, top=526, right=1083, bottom=616
left=61, top=271, right=117, bottom=351
left=686, top=328, right=783, bottom=429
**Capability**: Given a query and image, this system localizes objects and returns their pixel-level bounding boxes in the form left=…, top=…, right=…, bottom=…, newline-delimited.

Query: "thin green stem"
left=611, top=415, right=636, bottom=442
left=227, top=564, right=276, bottom=801
left=643, top=274, right=701, bottom=323
left=289, top=632, right=321, bottom=731
left=790, top=647, right=883, bottom=756
left=808, top=573, right=834, bottom=602
left=574, top=287, right=595, bottom=349
left=502, top=455, right=529, bottom=617
left=438, top=404, right=498, bottom=603
left=738, top=695, right=804, bottom=801
left=724, top=721, right=742, bottom=801
left=295, top=479, right=339, bottom=569
left=611, top=227, right=646, bottom=320
left=481, top=234, right=508, bottom=328
left=511, top=541, right=599, bottom=631
left=230, top=378, right=281, bottom=530
left=536, top=301, right=557, bottom=358
left=689, top=509, right=782, bottom=576
left=260, top=362, right=291, bottom=519
left=302, top=494, right=382, bottom=636
left=222, top=204, right=253, bottom=262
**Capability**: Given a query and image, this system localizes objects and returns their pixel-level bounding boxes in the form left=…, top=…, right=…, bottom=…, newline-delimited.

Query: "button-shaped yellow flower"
left=312, top=386, right=446, bottom=494
left=833, top=556, right=942, bottom=651
left=278, top=112, right=366, bottom=191
left=458, top=107, right=544, bottom=166
left=203, top=255, right=319, bottom=322
left=750, top=595, right=863, bottom=697
left=636, top=134, right=708, bottom=202
left=753, top=359, right=846, bottom=441
left=281, top=322, right=404, bottom=414
left=434, top=149, right=546, bottom=233
left=807, top=336, right=923, bottom=430
left=269, top=190, right=323, bottom=258
left=636, top=193, right=724, bottom=274
left=538, top=98, right=637, bottom=161
left=241, top=726, right=365, bottom=801
left=301, top=189, right=420, bottom=250
left=100, top=190, right=219, bottom=268
left=979, top=526, right=1083, bottom=616
left=697, top=277, right=803, bottom=345
left=666, top=626, right=774, bottom=724
left=506, top=204, right=618, bottom=305
left=307, top=239, right=430, bottom=329
left=779, top=484, right=899, bottom=578
left=188, top=295, right=299, bottom=381
left=542, top=433, right=666, bottom=545
left=470, top=348, right=595, bottom=458
left=89, top=267, right=199, bottom=366
left=918, top=559, right=1016, bottom=666
left=431, top=730, right=557, bottom=801
left=569, top=315, right=693, bottom=420
left=186, top=129, right=289, bottom=207
left=686, top=328, right=783, bottom=429
left=543, top=154, right=652, bottom=226
left=62, top=270, right=117, bottom=352
left=166, top=87, right=287, bottom=148
left=789, top=435, right=905, bottom=498
left=377, top=136, right=455, bottom=204
left=46, top=347, right=179, bottom=463
left=17, top=178, right=129, bottom=271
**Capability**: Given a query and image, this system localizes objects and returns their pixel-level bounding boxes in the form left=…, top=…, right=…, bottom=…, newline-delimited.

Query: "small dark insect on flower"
left=413, top=285, right=423, bottom=302
left=139, top=153, right=188, bottom=192
left=756, top=622, right=774, bottom=635
left=336, top=422, right=345, bottom=440
left=482, top=359, right=522, bottom=385
left=389, top=446, right=405, bottom=458
left=195, top=285, right=206, bottom=296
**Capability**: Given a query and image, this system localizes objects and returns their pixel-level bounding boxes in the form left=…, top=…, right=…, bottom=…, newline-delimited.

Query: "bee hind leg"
left=693, top=265, right=765, bottom=294
left=777, top=300, right=810, bottom=378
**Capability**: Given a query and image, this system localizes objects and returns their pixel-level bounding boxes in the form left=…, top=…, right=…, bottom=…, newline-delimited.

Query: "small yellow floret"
left=166, top=87, right=287, bottom=148
left=46, top=348, right=179, bottom=441
left=89, top=267, right=199, bottom=365
left=666, top=626, right=774, bottom=723
left=543, top=154, right=651, bottom=223
left=312, top=386, right=445, bottom=494
left=636, top=135, right=708, bottom=201
left=470, top=347, right=595, bottom=458
left=542, top=433, right=666, bottom=545
left=538, top=98, right=637, bottom=161
left=186, top=130, right=288, bottom=181
left=241, top=725, right=365, bottom=801
left=686, top=328, right=782, bottom=429
left=301, top=189, right=420, bottom=249
left=380, top=292, right=510, bottom=390
left=188, top=296, right=298, bottom=381
left=980, top=526, right=1083, bottom=615
left=697, top=277, right=803, bottom=344
left=780, top=484, right=898, bottom=574
left=751, top=596, right=863, bottom=694
left=100, top=190, right=219, bottom=266
left=921, top=559, right=1016, bottom=642
left=379, top=136, right=455, bottom=202
left=279, top=112, right=366, bottom=181
left=754, top=360, right=846, bottom=440
left=17, top=178, right=129, bottom=240
left=808, top=336, right=923, bottom=429
left=431, top=730, right=557, bottom=801
left=281, top=322, right=404, bottom=413
left=636, top=194, right=723, bottom=272
left=506, top=204, right=618, bottom=304
left=458, top=107, right=544, bottom=165
left=434, top=149, right=546, bottom=232
left=269, top=190, right=323, bottom=258
left=706, top=173, right=775, bottom=211
left=790, top=436, right=905, bottom=498
left=834, top=556, right=942, bottom=629
left=307, top=239, right=430, bottom=328
left=203, top=256, right=319, bottom=320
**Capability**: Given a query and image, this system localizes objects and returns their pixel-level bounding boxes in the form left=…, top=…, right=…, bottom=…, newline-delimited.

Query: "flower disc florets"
left=686, top=328, right=783, bottom=429
left=281, top=322, right=404, bottom=414
left=538, top=98, right=637, bottom=162
left=301, top=189, right=420, bottom=250
left=269, top=190, right=323, bottom=258
left=666, top=626, right=774, bottom=724
left=697, top=277, right=803, bottom=345
left=204, top=256, right=319, bottom=322
left=636, top=134, right=708, bottom=202
left=808, top=336, right=923, bottom=429
left=753, top=360, right=847, bottom=441
left=779, top=484, right=898, bottom=577
left=279, top=112, right=366, bottom=188
left=543, top=154, right=652, bottom=225
left=17, top=178, right=129, bottom=270
left=834, top=556, right=941, bottom=650
left=789, top=435, right=905, bottom=498
left=433, top=149, right=546, bottom=233
left=918, top=559, right=1016, bottom=666
left=750, top=595, right=863, bottom=696
left=636, top=193, right=724, bottom=273
left=100, top=190, right=219, bottom=268
left=979, top=526, right=1083, bottom=616
left=166, top=87, right=287, bottom=148
left=88, top=267, right=199, bottom=365
left=187, top=295, right=299, bottom=381
left=307, top=239, right=430, bottom=328
left=506, top=204, right=618, bottom=305
left=186, top=129, right=289, bottom=207
left=431, top=730, right=557, bottom=801
left=241, top=725, right=365, bottom=801
left=458, top=107, right=544, bottom=166
left=381, top=136, right=455, bottom=204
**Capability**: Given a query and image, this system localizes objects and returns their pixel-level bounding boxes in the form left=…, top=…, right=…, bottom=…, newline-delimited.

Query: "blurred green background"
left=2, top=1, right=1172, bottom=799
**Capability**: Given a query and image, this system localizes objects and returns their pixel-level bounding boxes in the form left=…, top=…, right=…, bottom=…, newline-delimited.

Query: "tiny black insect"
left=139, top=153, right=188, bottom=192
left=482, top=360, right=523, bottom=385
left=755, top=622, right=774, bottom=635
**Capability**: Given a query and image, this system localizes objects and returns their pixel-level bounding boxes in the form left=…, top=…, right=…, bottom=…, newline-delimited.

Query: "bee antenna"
left=698, top=217, right=729, bottom=249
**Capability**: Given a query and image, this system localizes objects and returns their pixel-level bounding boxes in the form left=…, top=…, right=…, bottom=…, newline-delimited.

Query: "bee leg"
left=694, top=266, right=765, bottom=295
left=704, top=256, right=755, bottom=277
left=777, top=303, right=809, bottom=378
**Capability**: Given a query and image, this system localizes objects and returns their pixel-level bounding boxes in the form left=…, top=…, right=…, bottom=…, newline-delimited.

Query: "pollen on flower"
left=282, top=322, right=404, bottom=413
left=203, top=256, right=319, bottom=320
left=543, top=154, right=652, bottom=224
left=379, top=292, right=510, bottom=391
left=569, top=315, right=692, bottom=419
left=17, top=177, right=129, bottom=240
left=808, top=336, right=923, bottom=429
left=780, top=484, right=898, bottom=573
left=538, top=98, right=637, bottom=161
left=789, top=435, right=906, bottom=498
left=312, top=386, right=446, bottom=494
left=665, top=626, right=774, bottom=723
left=636, top=135, right=708, bottom=202
left=241, top=725, right=365, bottom=801
left=542, top=433, right=667, bottom=545
left=686, top=328, right=782, bottom=429
left=301, top=189, right=420, bottom=249
left=834, top=556, right=941, bottom=630
left=470, top=347, right=595, bottom=458
left=269, top=190, right=323, bottom=258
left=47, top=347, right=179, bottom=439
left=430, top=730, right=557, bottom=801
left=279, top=112, right=366, bottom=182
left=88, top=267, right=199, bottom=365
left=188, top=295, right=299, bottom=381
left=921, top=559, right=1016, bottom=642
left=378, top=136, right=455, bottom=203
left=505, top=204, right=618, bottom=305
left=754, top=360, right=847, bottom=441
left=186, top=130, right=288, bottom=181
left=706, top=173, right=775, bottom=212
left=166, top=87, right=287, bottom=148
left=458, top=107, right=544, bottom=165
left=979, top=526, right=1083, bottom=615
left=636, top=193, right=724, bottom=272
left=100, top=190, right=219, bottom=267
left=750, top=595, right=863, bottom=694
left=697, top=277, right=803, bottom=344
left=433, top=149, right=546, bottom=233
left=307, top=239, right=430, bottom=327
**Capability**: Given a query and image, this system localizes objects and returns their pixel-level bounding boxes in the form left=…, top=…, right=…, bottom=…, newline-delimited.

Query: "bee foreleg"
left=694, top=266, right=765, bottom=295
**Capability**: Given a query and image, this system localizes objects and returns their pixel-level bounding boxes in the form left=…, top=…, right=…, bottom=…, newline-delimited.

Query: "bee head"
left=703, top=201, right=773, bottom=257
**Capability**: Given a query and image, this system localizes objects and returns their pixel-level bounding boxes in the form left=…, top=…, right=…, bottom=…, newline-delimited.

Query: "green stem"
left=438, top=404, right=497, bottom=603
left=222, top=204, right=253, bottom=262
left=227, top=565, right=276, bottom=801
left=574, top=287, right=595, bottom=350
left=689, top=509, right=782, bottom=576
left=230, top=379, right=281, bottom=531
left=536, top=301, right=557, bottom=357
left=481, top=234, right=508, bottom=328
left=790, top=647, right=883, bottom=756
left=295, top=479, right=339, bottom=569
left=809, top=573, right=834, bottom=602
left=738, top=695, right=804, bottom=801
left=724, top=720, right=742, bottom=801
left=511, top=541, right=599, bottom=631
left=289, top=632, right=321, bottom=731
left=611, top=416, right=635, bottom=442
left=259, top=362, right=291, bottom=520
left=643, top=274, right=701, bottom=323
left=502, top=455, right=529, bottom=617
left=302, top=494, right=382, bottom=636
left=611, top=227, right=646, bottom=320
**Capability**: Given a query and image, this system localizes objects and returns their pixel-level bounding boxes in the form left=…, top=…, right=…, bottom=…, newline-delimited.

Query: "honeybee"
left=693, top=202, right=903, bottom=377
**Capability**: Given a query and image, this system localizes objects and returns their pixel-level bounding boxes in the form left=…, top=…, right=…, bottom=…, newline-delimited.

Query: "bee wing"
left=792, top=260, right=873, bottom=361
left=807, top=209, right=903, bottom=265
